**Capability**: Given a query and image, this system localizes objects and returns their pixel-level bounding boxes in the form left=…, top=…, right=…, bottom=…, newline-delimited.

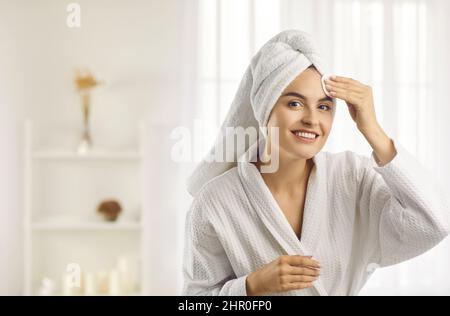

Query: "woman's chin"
left=281, top=141, right=318, bottom=158
left=282, top=146, right=317, bottom=160
left=294, top=151, right=316, bottom=160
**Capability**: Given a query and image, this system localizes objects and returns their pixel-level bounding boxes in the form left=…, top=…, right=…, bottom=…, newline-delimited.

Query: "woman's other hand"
left=245, top=255, right=321, bottom=296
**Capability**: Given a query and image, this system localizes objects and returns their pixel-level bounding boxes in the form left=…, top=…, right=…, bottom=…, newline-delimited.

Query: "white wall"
left=0, top=0, right=184, bottom=294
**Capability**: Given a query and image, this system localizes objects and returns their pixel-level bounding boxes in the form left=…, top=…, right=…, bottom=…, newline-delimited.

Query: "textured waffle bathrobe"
left=182, top=30, right=450, bottom=296
left=182, top=138, right=449, bottom=296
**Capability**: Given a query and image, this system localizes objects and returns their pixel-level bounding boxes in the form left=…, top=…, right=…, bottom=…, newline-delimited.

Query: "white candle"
left=117, top=256, right=131, bottom=295
left=108, top=269, right=121, bottom=295
left=96, top=270, right=109, bottom=294
left=84, top=273, right=97, bottom=296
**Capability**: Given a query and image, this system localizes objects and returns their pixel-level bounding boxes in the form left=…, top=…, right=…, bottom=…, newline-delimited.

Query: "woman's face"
left=266, top=67, right=335, bottom=160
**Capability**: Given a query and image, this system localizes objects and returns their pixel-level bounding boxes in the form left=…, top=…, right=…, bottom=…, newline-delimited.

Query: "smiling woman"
left=264, top=65, right=336, bottom=162
left=183, top=30, right=450, bottom=296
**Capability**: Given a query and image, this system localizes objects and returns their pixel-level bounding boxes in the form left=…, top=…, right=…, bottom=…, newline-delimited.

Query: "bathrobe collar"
left=237, top=139, right=329, bottom=296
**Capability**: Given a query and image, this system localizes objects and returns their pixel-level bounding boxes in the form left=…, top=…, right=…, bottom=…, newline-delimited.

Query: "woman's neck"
left=254, top=148, right=314, bottom=195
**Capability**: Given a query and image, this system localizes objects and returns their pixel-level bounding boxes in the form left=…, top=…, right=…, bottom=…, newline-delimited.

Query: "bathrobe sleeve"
left=356, top=139, right=450, bottom=267
left=182, top=196, right=248, bottom=296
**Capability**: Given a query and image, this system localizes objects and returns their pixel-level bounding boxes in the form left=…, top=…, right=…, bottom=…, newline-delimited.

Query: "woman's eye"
left=319, top=104, right=332, bottom=111
left=288, top=101, right=303, bottom=108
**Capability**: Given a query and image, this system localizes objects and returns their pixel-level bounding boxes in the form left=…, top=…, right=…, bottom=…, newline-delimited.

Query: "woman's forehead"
left=282, top=68, right=331, bottom=100
left=280, top=91, right=333, bottom=103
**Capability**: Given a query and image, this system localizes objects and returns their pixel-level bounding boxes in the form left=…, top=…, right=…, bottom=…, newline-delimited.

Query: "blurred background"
left=0, top=0, right=449, bottom=295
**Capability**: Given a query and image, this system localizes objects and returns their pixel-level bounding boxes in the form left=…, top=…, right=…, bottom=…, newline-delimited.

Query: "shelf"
left=31, top=221, right=142, bottom=231
left=24, top=120, right=148, bottom=295
left=32, top=150, right=141, bottom=161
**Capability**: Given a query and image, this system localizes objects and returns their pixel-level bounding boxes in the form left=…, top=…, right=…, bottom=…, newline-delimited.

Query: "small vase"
left=77, top=92, right=92, bottom=155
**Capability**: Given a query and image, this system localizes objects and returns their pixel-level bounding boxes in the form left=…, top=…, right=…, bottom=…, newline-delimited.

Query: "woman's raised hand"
left=324, top=75, right=397, bottom=166
left=324, top=76, right=379, bottom=133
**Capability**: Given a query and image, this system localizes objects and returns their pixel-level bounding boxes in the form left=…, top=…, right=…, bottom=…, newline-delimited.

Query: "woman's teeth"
left=293, top=131, right=317, bottom=139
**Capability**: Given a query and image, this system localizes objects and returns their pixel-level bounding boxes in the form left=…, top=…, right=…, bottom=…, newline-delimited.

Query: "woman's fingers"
left=285, top=255, right=320, bottom=268
left=283, top=282, right=314, bottom=291
left=325, top=86, right=363, bottom=105
left=276, top=255, right=322, bottom=293
left=286, top=274, right=318, bottom=283
left=330, top=75, right=365, bottom=88
left=325, top=78, right=364, bottom=94
left=288, top=265, right=321, bottom=277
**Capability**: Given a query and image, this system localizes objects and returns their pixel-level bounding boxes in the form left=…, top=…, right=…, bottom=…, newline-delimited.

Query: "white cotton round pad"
left=321, top=74, right=333, bottom=98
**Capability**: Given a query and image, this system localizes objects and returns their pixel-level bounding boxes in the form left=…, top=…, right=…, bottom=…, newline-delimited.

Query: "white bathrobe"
left=182, top=139, right=450, bottom=296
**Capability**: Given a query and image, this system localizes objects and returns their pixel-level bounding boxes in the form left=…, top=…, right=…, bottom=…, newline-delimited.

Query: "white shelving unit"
left=24, top=120, right=146, bottom=295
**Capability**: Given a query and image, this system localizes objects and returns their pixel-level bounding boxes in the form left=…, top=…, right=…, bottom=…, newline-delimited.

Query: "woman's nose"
left=300, top=109, right=319, bottom=126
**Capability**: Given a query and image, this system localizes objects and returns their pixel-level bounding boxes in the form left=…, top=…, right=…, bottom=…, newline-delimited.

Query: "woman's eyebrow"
left=281, top=91, right=333, bottom=103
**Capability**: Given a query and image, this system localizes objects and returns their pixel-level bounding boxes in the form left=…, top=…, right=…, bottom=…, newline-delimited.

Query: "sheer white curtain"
left=180, top=0, right=450, bottom=295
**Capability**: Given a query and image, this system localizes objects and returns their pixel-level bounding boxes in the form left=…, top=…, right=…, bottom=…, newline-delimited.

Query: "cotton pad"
left=321, top=74, right=333, bottom=98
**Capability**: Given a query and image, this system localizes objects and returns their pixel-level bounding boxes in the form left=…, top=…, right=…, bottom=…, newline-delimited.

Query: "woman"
left=182, top=30, right=449, bottom=296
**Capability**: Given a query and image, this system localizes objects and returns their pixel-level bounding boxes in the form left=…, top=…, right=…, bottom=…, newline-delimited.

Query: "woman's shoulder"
left=186, top=166, right=241, bottom=230
left=194, top=166, right=240, bottom=199
left=320, top=149, right=377, bottom=182
left=323, top=149, right=373, bottom=164
left=188, top=166, right=242, bottom=217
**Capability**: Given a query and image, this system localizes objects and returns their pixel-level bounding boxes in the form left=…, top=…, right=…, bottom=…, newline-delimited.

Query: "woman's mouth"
left=291, top=130, right=319, bottom=144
